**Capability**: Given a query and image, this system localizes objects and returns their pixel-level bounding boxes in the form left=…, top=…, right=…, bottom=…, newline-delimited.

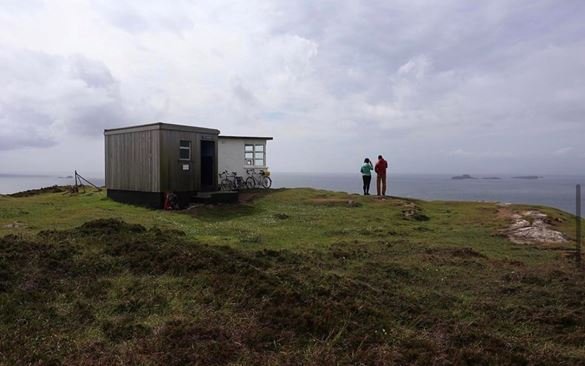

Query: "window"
left=179, top=140, right=191, bottom=160
left=244, top=143, right=266, bottom=166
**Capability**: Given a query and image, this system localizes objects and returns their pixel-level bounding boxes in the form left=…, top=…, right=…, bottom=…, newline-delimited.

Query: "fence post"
left=577, top=184, right=582, bottom=269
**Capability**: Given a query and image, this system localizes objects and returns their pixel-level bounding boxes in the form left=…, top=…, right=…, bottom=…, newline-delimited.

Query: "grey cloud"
left=0, top=48, right=132, bottom=150
left=69, top=56, right=116, bottom=89
left=0, top=105, right=56, bottom=150
left=0, top=0, right=584, bottom=174
left=231, top=79, right=258, bottom=105
left=272, top=1, right=585, bottom=150
left=0, top=135, right=55, bottom=151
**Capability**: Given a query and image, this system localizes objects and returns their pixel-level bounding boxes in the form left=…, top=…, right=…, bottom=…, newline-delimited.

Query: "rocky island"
left=512, top=175, right=541, bottom=179
left=451, top=174, right=477, bottom=180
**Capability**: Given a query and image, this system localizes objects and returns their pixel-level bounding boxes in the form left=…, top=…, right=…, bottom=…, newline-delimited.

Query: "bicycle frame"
left=219, top=170, right=246, bottom=190
left=245, top=168, right=272, bottom=189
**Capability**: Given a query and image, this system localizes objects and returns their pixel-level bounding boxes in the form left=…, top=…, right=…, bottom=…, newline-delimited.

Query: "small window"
left=243, top=143, right=266, bottom=166
left=179, top=140, right=191, bottom=160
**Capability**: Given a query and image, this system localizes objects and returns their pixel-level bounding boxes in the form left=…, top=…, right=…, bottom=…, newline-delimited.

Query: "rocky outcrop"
left=512, top=176, right=541, bottom=180
left=451, top=174, right=476, bottom=180
left=506, top=210, right=567, bottom=244
left=401, top=202, right=430, bottom=221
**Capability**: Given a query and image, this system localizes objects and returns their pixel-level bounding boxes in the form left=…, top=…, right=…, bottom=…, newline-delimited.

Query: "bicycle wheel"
left=245, top=176, right=256, bottom=190
left=220, top=179, right=233, bottom=191
left=261, top=176, right=272, bottom=189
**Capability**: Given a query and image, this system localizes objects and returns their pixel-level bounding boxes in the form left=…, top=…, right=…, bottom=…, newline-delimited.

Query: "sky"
left=0, top=0, right=584, bottom=176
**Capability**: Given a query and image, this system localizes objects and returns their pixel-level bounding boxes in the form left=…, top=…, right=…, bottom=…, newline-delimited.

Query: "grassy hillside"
left=1, top=189, right=584, bottom=364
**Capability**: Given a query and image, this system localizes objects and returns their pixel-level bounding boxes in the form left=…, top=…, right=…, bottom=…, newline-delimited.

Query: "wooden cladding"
left=105, top=123, right=219, bottom=193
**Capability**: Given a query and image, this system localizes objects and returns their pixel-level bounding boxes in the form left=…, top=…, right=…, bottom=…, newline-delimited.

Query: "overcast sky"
left=0, top=0, right=584, bottom=176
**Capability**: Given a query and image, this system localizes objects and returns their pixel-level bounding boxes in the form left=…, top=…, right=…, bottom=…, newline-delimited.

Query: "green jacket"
left=360, top=163, right=373, bottom=176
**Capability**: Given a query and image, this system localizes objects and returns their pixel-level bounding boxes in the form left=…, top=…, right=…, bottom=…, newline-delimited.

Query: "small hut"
left=104, top=122, right=220, bottom=208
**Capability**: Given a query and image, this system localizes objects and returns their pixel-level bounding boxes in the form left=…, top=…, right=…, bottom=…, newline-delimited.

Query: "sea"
left=0, top=173, right=584, bottom=214
left=270, top=173, right=585, bottom=214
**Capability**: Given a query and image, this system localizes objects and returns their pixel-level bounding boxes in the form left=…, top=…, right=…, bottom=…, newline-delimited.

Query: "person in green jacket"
left=360, top=158, right=374, bottom=195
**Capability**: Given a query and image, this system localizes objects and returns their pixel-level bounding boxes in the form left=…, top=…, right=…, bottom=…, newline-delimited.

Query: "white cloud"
left=0, top=0, right=584, bottom=174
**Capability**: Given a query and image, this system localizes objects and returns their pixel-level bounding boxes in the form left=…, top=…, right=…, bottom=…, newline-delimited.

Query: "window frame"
left=179, top=140, right=191, bottom=161
left=244, top=143, right=266, bottom=167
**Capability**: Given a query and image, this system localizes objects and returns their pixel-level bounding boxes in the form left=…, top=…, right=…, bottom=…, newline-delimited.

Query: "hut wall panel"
left=160, top=130, right=200, bottom=192
left=105, top=130, right=158, bottom=192
left=152, top=131, right=160, bottom=192
left=105, top=124, right=219, bottom=194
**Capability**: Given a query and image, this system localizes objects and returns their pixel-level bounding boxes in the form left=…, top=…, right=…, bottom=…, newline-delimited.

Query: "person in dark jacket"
left=374, top=155, right=388, bottom=196
left=360, top=158, right=374, bottom=195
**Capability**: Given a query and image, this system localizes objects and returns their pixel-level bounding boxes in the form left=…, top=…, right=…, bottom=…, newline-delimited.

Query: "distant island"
left=451, top=174, right=476, bottom=180
left=512, top=176, right=541, bottom=180
left=452, top=175, right=540, bottom=180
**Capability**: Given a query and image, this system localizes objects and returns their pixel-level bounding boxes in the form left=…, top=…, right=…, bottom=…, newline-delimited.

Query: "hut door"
left=200, top=140, right=215, bottom=191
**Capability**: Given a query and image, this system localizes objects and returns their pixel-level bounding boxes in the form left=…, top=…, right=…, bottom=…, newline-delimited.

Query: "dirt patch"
left=423, top=247, right=487, bottom=266
left=425, top=247, right=486, bottom=259
left=307, top=198, right=362, bottom=207
left=238, top=189, right=278, bottom=204
left=183, top=190, right=277, bottom=219
left=501, top=209, right=568, bottom=244
left=401, top=202, right=430, bottom=221
left=185, top=203, right=258, bottom=221
left=273, top=213, right=289, bottom=220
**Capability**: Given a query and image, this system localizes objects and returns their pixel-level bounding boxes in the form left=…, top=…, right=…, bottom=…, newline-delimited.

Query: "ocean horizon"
left=1, top=172, right=583, bottom=214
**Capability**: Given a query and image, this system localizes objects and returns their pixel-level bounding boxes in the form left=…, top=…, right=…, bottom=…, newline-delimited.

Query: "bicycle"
left=245, top=168, right=272, bottom=189
left=219, top=170, right=246, bottom=191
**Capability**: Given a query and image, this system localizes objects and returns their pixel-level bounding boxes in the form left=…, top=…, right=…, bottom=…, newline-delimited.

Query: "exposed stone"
left=505, top=210, right=567, bottom=244
left=401, top=203, right=430, bottom=221
left=2, top=221, right=26, bottom=229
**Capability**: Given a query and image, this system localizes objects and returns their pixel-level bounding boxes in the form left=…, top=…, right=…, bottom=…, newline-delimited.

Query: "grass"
left=1, top=188, right=584, bottom=364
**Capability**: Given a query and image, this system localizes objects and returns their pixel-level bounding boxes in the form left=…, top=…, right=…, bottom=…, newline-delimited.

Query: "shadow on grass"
left=184, top=204, right=262, bottom=222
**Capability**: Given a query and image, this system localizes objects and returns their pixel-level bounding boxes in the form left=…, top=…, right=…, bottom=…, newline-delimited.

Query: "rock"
left=452, top=174, right=476, bottom=180
left=509, top=219, right=530, bottom=230
left=402, top=204, right=430, bottom=221
left=2, top=221, right=26, bottom=229
left=505, top=210, right=567, bottom=244
left=512, top=176, right=541, bottom=180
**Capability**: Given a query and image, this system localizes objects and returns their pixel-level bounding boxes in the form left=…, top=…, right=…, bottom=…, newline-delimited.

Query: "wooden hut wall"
left=159, top=130, right=200, bottom=192
left=105, top=130, right=160, bottom=192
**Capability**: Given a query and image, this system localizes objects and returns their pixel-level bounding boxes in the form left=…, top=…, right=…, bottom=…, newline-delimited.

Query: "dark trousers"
left=377, top=174, right=387, bottom=196
left=362, top=175, right=372, bottom=194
